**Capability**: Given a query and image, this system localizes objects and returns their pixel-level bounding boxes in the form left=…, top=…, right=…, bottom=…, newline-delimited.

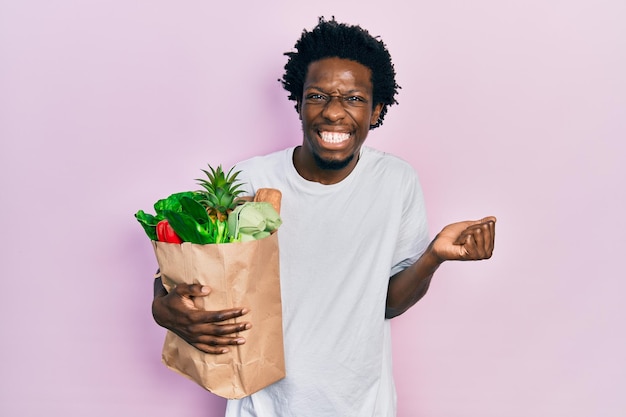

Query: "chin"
left=313, top=152, right=355, bottom=170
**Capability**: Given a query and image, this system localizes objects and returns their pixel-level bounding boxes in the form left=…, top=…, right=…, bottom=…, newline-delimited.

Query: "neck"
left=292, top=146, right=358, bottom=185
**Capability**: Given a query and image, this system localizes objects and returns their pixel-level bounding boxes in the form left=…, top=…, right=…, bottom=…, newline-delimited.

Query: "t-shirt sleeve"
left=233, top=158, right=260, bottom=197
left=389, top=168, right=430, bottom=276
left=234, top=149, right=290, bottom=197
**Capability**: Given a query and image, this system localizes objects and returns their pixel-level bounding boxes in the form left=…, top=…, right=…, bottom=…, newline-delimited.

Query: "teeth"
left=320, top=132, right=350, bottom=144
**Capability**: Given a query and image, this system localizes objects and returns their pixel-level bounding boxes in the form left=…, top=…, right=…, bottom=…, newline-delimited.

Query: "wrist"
left=151, top=295, right=171, bottom=329
left=425, top=240, right=446, bottom=267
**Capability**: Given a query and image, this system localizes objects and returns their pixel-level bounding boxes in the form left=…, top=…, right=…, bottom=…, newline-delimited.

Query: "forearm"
left=385, top=216, right=496, bottom=318
left=152, top=275, right=171, bottom=329
left=385, top=245, right=443, bottom=319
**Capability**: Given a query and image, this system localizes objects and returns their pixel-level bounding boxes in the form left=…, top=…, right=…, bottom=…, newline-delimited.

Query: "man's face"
left=298, top=57, right=383, bottom=173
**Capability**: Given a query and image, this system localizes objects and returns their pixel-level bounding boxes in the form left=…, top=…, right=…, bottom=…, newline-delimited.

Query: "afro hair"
left=281, top=17, right=400, bottom=129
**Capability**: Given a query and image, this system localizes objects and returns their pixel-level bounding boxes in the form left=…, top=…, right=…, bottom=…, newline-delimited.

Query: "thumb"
left=174, top=283, right=211, bottom=297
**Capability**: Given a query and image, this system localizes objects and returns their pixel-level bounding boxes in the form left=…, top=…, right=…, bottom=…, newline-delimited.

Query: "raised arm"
left=385, top=216, right=496, bottom=318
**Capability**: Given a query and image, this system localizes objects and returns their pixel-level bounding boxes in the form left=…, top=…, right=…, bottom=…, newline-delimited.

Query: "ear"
left=370, top=103, right=383, bottom=126
left=296, top=99, right=302, bottom=120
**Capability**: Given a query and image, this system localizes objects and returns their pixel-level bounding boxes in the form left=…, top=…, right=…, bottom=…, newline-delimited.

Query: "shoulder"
left=359, top=146, right=419, bottom=183
left=235, top=148, right=293, bottom=179
left=234, top=147, right=295, bottom=194
left=236, top=147, right=292, bottom=170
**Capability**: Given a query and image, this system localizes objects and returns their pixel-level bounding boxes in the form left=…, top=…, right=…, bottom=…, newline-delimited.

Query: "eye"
left=305, top=93, right=328, bottom=103
left=343, top=95, right=368, bottom=107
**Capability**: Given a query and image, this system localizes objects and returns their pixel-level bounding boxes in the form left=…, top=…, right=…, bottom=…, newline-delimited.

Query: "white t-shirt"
left=226, top=146, right=429, bottom=417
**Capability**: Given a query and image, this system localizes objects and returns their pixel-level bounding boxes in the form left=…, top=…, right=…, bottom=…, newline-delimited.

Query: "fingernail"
left=200, top=286, right=210, bottom=294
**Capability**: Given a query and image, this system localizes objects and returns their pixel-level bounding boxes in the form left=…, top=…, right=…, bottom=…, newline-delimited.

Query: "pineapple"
left=196, top=164, right=245, bottom=224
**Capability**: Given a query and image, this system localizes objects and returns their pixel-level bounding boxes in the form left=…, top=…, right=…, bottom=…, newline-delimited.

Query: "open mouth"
left=319, top=131, right=351, bottom=144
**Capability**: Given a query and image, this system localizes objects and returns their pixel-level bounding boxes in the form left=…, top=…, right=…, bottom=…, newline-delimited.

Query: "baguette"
left=253, top=188, right=282, bottom=214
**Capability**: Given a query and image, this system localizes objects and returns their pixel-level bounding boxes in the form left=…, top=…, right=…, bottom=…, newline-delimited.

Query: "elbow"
left=385, top=308, right=399, bottom=319
left=385, top=291, right=425, bottom=319
left=385, top=304, right=408, bottom=319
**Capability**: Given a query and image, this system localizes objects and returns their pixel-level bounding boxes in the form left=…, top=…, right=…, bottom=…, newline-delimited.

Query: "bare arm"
left=152, top=276, right=251, bottom=354
left=386, top=217, right=496, bottom=318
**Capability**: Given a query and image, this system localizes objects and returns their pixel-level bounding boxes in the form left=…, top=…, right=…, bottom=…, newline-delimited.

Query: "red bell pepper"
left=156, top=219, right=183, bottom=243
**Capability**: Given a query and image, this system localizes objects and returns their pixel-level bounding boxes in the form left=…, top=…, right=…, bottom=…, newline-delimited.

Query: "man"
left=152, top=17, right=496, bottom=416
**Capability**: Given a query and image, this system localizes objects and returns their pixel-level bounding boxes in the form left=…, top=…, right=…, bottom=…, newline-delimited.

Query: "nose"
left=321, top=95, right=346, bottom=121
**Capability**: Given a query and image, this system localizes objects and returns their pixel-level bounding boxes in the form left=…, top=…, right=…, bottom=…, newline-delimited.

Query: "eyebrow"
left=304, top=86, right=368, bottom=95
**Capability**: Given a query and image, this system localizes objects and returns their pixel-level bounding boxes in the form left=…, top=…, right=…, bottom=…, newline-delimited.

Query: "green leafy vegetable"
left=134, top=164, right=282, bottom=245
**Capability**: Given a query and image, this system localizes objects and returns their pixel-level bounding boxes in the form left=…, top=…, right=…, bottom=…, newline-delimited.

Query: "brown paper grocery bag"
left=152, top=232, right=285, bottom=399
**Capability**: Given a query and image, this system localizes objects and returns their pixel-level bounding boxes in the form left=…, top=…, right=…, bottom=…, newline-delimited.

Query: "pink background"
left=1, top=1, right=624, bottom=416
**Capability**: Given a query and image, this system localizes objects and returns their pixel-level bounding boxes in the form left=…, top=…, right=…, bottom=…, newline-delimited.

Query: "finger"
left=481, top=217, right=496, bottom=254
left=192, top=329, right=250, bottom=354
left=192, top=321, right=253, bottom=337
left=175, top=319, right=251, bottom=346
left=194, top=307, right=251, bottom=323
left=452, top=221, right=483, bottom=245
left=458, top=233, right=477, bottom=259
left=475, top=222, right=496, bottom=258
left=193, top=337, right=246, bottom=354
left=462, top=216, right=496, bottom=230
left=453, top=225, right=481, bottom=246
left=466, top=222, right=495, bottom=259
left=471, top=226, right=487, bottom=258
left=480, top=216, right=497, bottom=224
left=199, top=333, right=247, bottom=346
left=453, top=230, right=469, bottom=245
left=453, top=220, right=491, bottom=247
left=484, top=221, right=495, bottom=256
left=473, top=220, right=495, bottom=257
left=194, top=344, right=231, bottom=354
